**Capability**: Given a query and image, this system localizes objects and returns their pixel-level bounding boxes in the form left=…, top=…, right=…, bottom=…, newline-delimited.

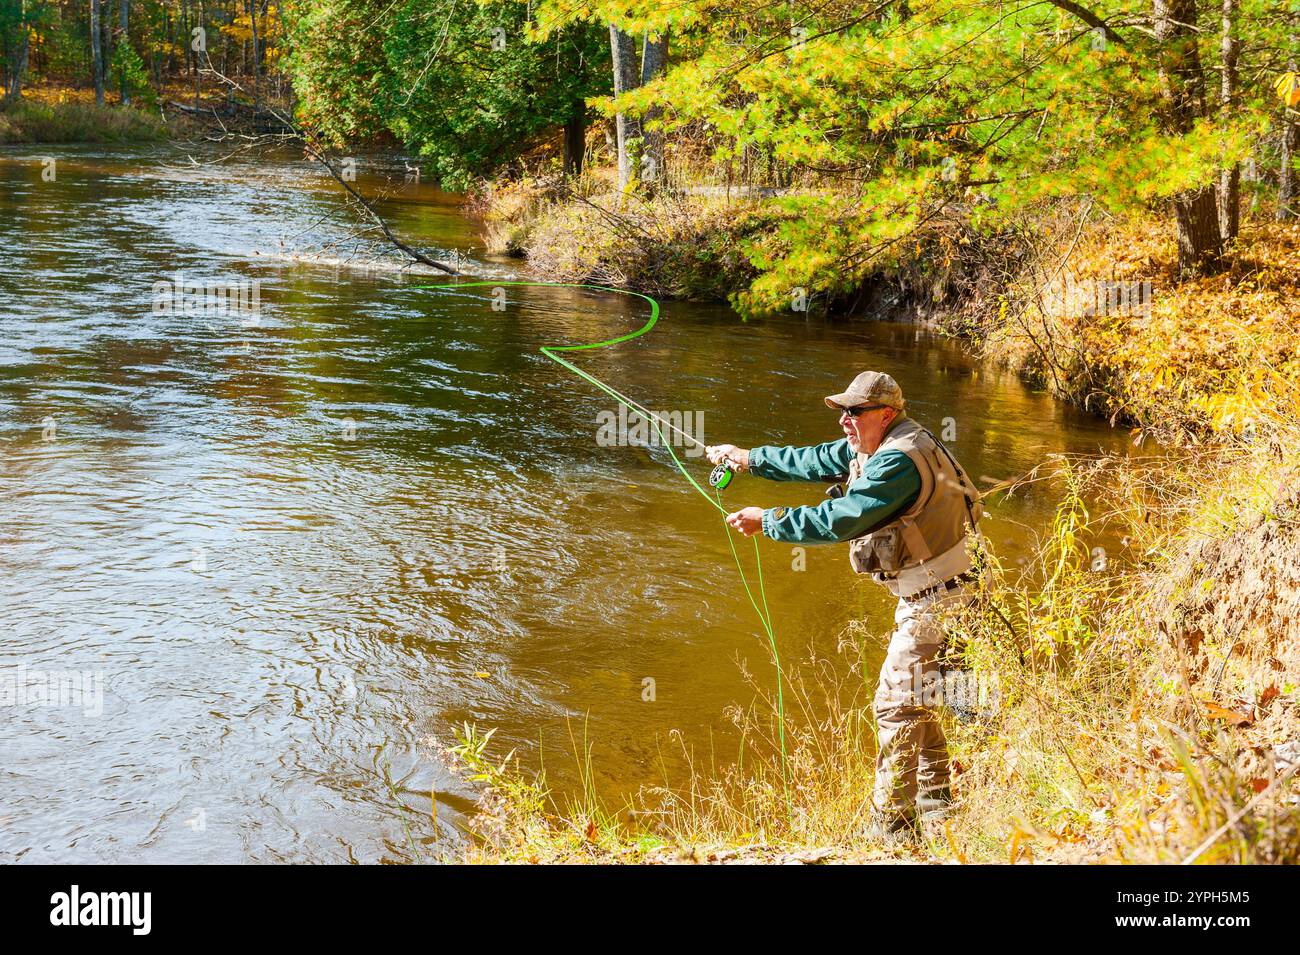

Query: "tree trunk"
left=639, top=33, right=668, bottom=89
left=1154, top=0, right=1222, bottom=275
left=248, top=0, right=260, bottom=107
left=102, top=0, right=113, bottom=97
left=639, top=31, right=669, bottom=186
left=1280, top=122, right=1299, bottom=221
left=563, top=103, right=585, bottom=177
left=155, top=9, right=166, bottom=87
left=118, top=0, right=130, bottom=105
left=1215, top=0, right=1238, bottom=241
left=1175, top=187, right=1224, bottom=270
left=91, top=0, right=105, bottom=104
left=609, top=25, right=640, bottom=192
left=4, top=2, right=30, bottom=103
left=1218, top=163, right=1240, bottom=241
left=1279, top=39, right=1298, bottom=221
left=195, top=0, right=205, bottom=105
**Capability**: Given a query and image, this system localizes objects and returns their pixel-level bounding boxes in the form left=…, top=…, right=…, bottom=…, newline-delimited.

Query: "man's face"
left=840, top=404, right=898, bottom=454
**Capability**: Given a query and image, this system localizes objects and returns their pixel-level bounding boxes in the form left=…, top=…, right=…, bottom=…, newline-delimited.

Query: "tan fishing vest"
left=845, top=414, right=982, bottom=581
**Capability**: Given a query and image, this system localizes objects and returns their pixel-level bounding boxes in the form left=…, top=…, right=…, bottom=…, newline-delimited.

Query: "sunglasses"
left=839, top=404, right=890, bottom=418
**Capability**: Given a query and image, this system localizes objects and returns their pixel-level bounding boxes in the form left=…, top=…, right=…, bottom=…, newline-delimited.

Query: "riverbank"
left=480, top=176, right=1300, bottom=428
left=0, top=83, right=177, bottom=144
left=0, top=83, right=290, bottom=144
left=476, top=177, right=1297, bottom=442
left=482, top=174, right=1300, bottom=449
left=450, top=179, right=1300, bottom=864
left=0, top=97, right=169, bottom=144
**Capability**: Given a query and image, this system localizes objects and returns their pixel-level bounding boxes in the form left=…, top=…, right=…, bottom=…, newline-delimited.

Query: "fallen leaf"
left=1147, top=746, right=1178, bottom=771
left=1201, top=699, right=1254, bottom=726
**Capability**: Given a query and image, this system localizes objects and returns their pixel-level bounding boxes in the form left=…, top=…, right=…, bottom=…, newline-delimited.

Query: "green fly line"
left=414, top=280, right=790, bottom=802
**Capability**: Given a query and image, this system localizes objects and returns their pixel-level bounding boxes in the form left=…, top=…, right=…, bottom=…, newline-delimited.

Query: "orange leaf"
left=1148, top=746, right=1178, bottom=771
left=1201, top=699, right=1254, bottom=726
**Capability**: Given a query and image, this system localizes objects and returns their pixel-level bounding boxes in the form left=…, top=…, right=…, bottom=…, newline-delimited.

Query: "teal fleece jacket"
left=747, top=438, right=921, bottom=544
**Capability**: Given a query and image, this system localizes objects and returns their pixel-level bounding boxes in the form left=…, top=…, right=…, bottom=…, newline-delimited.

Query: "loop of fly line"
left=414, top=280, right=790, bottom=799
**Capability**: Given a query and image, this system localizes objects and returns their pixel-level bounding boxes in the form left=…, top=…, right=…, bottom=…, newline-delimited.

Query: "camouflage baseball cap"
left=824, top=371, right=905, bottom=411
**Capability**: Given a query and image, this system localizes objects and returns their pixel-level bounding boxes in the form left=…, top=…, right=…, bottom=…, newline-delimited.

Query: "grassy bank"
left=0, top=93, right=170, bottom=145
left=0, top=82, right=282, bottom=144
left=471, top=173, right=787, bottom=301
left=443, top=181, right=1300, bottom=864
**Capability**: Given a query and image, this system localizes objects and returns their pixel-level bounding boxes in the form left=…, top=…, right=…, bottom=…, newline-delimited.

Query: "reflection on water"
left=0, top=145, right=1135, bottom=862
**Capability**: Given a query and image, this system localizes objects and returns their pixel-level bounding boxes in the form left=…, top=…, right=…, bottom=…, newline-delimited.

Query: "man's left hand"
left=725, top=507, right=764, bottom=537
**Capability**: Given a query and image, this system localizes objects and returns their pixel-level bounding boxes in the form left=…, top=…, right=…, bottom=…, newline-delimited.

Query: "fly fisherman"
left=705, top=371, right=983, bottom=840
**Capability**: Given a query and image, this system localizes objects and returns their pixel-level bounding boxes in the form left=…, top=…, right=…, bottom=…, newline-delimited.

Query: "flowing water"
left=0, top=144, right=1136, bottom=862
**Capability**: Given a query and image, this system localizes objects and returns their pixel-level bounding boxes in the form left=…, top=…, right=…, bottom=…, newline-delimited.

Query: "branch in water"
left=299, top=137, right=460, bottom=276
left=175, top=73, right=461, bottom=276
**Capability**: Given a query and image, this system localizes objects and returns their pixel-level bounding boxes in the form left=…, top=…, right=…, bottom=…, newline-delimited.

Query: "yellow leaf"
left=1275, top=72, right=1300, bottom=108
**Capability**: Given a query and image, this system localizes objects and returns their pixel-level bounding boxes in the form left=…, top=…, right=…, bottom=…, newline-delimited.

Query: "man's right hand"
left=705, top=444, right=750, bottom=472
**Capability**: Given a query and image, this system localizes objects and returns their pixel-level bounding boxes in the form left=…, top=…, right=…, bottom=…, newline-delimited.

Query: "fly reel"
left=708, top=461, right=734, bottom=490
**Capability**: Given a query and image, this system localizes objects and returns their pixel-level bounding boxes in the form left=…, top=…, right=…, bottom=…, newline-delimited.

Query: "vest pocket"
left=850, top=526, right=906, bottom=575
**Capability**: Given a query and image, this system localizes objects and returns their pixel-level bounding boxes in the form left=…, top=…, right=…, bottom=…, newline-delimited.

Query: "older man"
left=706, top=371, right=983, bottom=838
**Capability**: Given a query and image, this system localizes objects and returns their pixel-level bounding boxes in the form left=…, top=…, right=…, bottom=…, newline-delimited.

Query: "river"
left=0, top=144, right=1134, bottom=862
